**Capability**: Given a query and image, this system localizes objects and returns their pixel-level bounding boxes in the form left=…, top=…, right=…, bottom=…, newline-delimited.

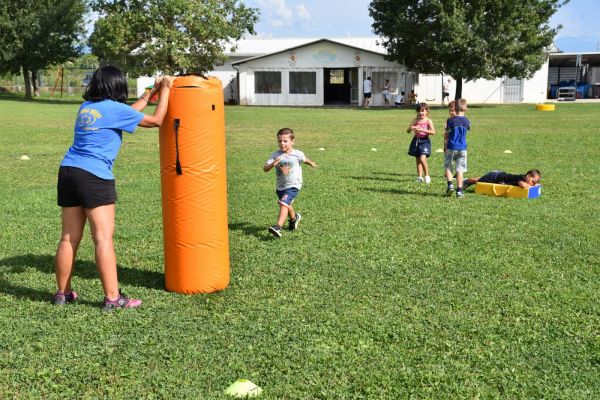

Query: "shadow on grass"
left=371, top=171, right=415, bottom=177
left=348, top=175, right=414, bottom=183
left=0, top=253, right=164, bottom=292
left=362, top=187, right=447, bottom=198
left=229, top=222, right=273, bottom=241
left=0, top=279, right=99, bottom=307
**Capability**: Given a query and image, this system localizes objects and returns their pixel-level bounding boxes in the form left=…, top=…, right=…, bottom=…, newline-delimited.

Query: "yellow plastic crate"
left=474, top=182, right=542, bottom=199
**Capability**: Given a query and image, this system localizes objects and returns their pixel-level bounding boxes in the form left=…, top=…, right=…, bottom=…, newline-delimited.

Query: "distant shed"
left=547, top=52, right=600, bottom=99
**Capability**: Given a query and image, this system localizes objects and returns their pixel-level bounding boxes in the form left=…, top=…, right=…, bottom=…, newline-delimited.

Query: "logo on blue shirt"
left=77, top=108, right=103, bottom=131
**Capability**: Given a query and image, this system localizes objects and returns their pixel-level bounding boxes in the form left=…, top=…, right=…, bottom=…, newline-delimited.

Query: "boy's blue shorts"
left=276, top=187, right=299, bottom=207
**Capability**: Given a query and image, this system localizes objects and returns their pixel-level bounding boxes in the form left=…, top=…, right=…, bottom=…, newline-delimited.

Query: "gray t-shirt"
left=266, top=149, right=306, bottom=190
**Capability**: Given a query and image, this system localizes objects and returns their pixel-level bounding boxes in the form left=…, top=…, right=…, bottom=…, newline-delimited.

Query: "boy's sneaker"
left=289, top=213, right=302, bottom=231
left=446, top=185, right=455, bottom=196
left=102, top=290, right=142, bottom=312
left=268, top=224, right=282, bottom=238
left=416, top=177, right=424, bottom=183
left=456, top=190, right=464, bottom=199
left=53, top=290, right=78, bottom=305
left=424, top=175, right=431, bottom=184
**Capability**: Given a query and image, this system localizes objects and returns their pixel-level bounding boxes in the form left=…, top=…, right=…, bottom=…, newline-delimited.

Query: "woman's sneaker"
left=102, top=291, right=142, bottom=311
left=289, top=213, right=302, bottom=230
left=53, top=290, right=78, bottom=305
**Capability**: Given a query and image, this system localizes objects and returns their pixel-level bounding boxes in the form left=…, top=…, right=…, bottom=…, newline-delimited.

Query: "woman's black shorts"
left=57, top=166, right=117, bottom=208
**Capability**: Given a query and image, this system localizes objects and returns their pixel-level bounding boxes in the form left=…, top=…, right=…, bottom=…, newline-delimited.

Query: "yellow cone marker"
left=504, top=149, right=512, bottom=154
left=224, top=379, right=262, bottom=398
left=435, top=148, right=444, bottom=153
left=20, top=155, right=30, bottom=160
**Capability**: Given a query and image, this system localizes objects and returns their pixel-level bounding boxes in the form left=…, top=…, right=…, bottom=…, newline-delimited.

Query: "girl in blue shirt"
left=54, top=65, right=173, bottom=310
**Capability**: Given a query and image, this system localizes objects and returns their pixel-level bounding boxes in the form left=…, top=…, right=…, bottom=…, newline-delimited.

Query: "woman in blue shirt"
left=55, top=65, right=173, bottom=310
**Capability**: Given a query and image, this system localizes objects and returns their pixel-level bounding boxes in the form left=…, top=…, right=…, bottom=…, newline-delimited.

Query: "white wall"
left=213, top=61, right=238, bottom=103
left=136, top=76, right=155, bottom=97
left=416, top=62, right=549, bottom=105
left=462, top=78, right=504, bottom=103
left=245, top=67, right=323, bottom=106
left=522, top=61, right=549, bottom=103
left=236, top=41, right=406, bottom=106
left=414, top=74, right=444, bottom=104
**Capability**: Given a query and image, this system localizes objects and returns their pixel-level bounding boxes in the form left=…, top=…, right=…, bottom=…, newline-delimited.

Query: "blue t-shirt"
left=446, top=116, right=471, bottom=151
left=61, top=100, right=144, bottom=179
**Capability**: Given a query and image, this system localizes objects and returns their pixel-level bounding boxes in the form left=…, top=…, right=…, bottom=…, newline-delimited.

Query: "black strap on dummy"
left=174, top=119, right=182, bottom=175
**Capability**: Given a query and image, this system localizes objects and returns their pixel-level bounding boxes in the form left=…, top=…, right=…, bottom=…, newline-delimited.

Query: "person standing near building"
left=382, top=79, right=391, bottom=107
left=442, top=78, right=451, bottom=105
left=363, top=76, right=372, bottom=108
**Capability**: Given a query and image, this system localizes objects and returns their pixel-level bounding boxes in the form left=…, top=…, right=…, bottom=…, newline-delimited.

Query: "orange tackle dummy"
left=159, top=76, right=230, bottom=294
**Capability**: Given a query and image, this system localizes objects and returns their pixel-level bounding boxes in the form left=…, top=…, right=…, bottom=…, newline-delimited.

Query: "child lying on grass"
left=463, top=169, right=541, bottom=189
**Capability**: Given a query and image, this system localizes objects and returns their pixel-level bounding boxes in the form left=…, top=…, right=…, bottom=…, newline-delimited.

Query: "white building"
left=137, top=37, right=554, bottom=105
left=137, top=37, right=412, bottom=106
left=232, top=38, right=412, bottom=106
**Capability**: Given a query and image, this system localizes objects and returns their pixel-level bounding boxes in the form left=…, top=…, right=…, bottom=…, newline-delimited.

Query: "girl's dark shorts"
left=57, top=166, right=117, bottom=208
left=408, top=137, right=431, bottom=157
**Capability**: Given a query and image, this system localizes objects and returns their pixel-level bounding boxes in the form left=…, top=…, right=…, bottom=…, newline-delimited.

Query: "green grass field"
left=1, top=94, right=599, bottom=399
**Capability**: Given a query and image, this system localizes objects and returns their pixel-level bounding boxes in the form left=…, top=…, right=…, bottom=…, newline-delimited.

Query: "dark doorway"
left=324, top=68, right=354, bottom=105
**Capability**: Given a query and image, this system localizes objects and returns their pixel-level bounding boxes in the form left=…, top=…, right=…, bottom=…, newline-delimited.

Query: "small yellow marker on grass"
left=224, top=379, right=263, bottom=398
left=504, top=149, right=512, bottom=154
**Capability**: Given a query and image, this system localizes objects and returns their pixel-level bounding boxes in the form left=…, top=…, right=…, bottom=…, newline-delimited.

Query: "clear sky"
left=244, top=0, right=600, bottom=53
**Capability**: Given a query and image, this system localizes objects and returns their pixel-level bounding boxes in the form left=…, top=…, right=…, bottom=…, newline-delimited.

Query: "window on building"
left=255, top=71, right=281, bottom=94
left=372, top=71, right=398, bottom=93
left=289, top=71, right=317, bottom=94
left=329, top=69, right=344, bottom=84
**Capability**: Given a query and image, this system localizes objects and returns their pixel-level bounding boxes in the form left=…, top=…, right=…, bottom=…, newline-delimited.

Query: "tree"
left=0, top=0, right=87, bottom=98
left=89, top=0, right=259, bottom=76
left=369, top=0, right=568, bottom=98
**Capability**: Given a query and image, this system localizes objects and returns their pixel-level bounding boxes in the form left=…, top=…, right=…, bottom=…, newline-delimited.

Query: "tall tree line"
left=0, top=0, right=87, bottom=98
left=370, top=0, right=568, bottom=99
left=0, top=0, right=258, bottom=98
